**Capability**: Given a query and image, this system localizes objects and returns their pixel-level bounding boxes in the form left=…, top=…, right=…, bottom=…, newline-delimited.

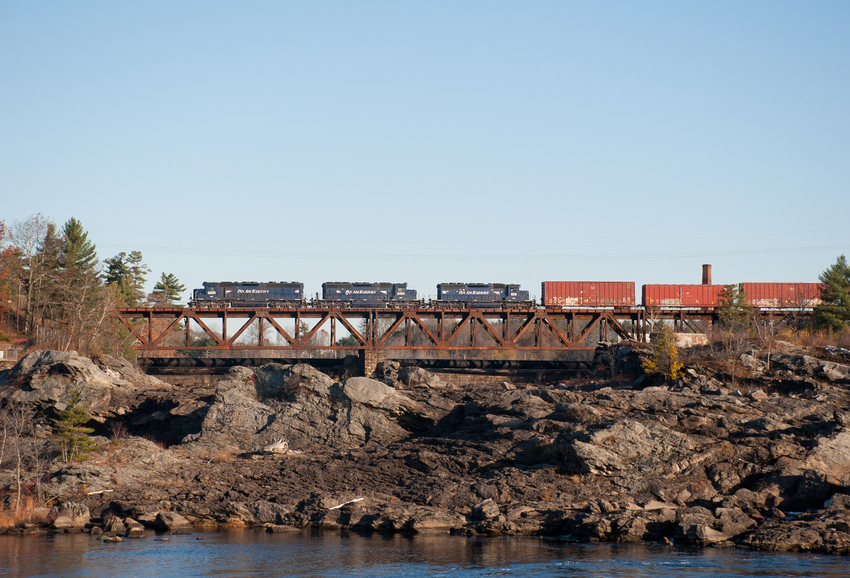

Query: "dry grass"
left=783, top=327, right=850, bottom=350
left=209, top=448, right=234, bottom=464
left=0, top=495, right=39, bottom=529
left=142, top=433, right=167, bottom=449
left=194, top=447, right=235, bottom=463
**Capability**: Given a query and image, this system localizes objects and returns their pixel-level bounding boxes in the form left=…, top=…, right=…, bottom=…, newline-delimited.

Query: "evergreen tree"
left=103, top=252, right=128, bottom=287
left=126, top=251, right=150, bottom=305
left=153, top=273, right=186, bottom=306
left=43, top=218, right=107, bottom=351
left=33, top=222, right=63, bottom=325
left=61, top=217, right=97, bottom=271
left=716, top=284, right=750, bottom=331
left=815, top=255, right=850, bottom=332
left=103, top=252, right=134, bottom=305
left=55, top=390, right=97, bottom=462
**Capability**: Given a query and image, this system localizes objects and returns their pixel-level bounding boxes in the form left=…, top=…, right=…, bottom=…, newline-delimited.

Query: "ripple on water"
left=0, top=531, right=847, bottom=578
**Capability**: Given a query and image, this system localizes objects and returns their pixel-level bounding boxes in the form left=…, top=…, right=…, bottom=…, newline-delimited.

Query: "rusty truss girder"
left=114, top=306, right=643, bottom=361
left=114, top=305, right=812, bottom=362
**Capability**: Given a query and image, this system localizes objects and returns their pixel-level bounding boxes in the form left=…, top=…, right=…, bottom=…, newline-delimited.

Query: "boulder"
left=103, top=515, right=126, bottom=535
left=155, top=511, right=193, bottom=533
left=818, top=362, right=850, bottom=383
left=405, top=510, right=465, bottom=533
left=0, top=350, right=173, bottom=418
left=374, top=360, right=401, bottom=383
left=124, top=517, right=146, bottom=538
left=564, top=419, right=698, bottom=477
left=472, top=499, right=501, bottom=521
left=49, top=502, right=90, bottom=529
left=3, top=351, right=123, bottom=415
left=398, top=367, right=444, bottom=388
left=566, top=441, right=624, bottom=475
left=805, top=430, right=850, bottom=483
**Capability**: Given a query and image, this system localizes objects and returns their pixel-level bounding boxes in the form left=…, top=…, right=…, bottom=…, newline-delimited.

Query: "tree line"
left=0, top=214, right=185, bottom=356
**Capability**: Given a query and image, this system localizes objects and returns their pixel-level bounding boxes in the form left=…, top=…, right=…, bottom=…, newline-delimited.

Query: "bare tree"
left=0, top=400, right=41, bottom=512
left=5, top=214, right=55, bottom=333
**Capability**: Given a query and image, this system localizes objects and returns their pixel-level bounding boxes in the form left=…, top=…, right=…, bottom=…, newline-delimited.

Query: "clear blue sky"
left=2, top=1, right=848, bottom=302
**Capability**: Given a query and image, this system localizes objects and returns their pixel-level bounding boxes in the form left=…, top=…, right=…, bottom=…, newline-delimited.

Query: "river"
left=1, top=530, right=846, bottom=578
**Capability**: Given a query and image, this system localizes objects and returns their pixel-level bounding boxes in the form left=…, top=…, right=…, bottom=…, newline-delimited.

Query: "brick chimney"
left=702, top=264, right=712, bottom=285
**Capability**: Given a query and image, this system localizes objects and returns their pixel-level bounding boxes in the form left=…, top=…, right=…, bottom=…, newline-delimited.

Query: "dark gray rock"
left=155, top=511, right=193, bottom=533
left=185, top=364, right=453, bottom=451
left=49, top=502, right=90, bottom=529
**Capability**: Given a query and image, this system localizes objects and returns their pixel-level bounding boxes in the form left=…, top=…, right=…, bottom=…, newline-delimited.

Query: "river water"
left=1, top=530, right=846, bottom=578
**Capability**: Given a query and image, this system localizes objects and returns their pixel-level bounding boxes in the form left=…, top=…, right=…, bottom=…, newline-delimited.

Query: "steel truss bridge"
left=115, top=305, right=812, bottom=374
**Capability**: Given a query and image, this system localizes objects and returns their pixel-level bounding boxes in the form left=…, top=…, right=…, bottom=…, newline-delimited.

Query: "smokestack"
left=702, top=264, right=712, bottom=285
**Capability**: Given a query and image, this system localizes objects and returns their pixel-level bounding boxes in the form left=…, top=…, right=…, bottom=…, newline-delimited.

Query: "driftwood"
left=263, top=439, right=289, bottom=453
left=328, top=497, right=364, bottom=510
left=262, top=438, right=301, bottom=455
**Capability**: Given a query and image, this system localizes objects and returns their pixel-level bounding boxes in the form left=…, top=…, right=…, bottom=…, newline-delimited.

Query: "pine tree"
left=126, top=251, right=150, bottom=306
left=55, top=390, right=97, bottom=462
left=716, top=284, right=750, bottom=330
left=815, top=255, right=850, bottom=332
left=153, top=273, right=186, bottom=306
left=61, top=217, right=97, bottom=272
left=103, top=252, right=135, bottom=305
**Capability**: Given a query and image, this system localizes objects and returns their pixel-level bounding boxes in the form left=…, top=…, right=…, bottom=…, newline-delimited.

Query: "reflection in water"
left=1, top=529, right=847, bottom=578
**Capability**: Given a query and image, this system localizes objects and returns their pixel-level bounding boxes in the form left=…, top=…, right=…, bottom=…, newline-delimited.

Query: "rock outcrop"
left=2, top=346, right=850, bottom=554
left=183, top=363, right=453, bottom=451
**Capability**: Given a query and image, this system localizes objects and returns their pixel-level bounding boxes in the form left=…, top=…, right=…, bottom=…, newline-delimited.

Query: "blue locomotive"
left=436, top=283, right=531, bottom=307
left=322, top=282, right=418, bottom=307
left=191, top=282, right=304, bottom=307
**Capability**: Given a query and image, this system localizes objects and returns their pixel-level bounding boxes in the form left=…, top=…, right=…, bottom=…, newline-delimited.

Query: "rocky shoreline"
left=1, top=344, right=850, bottom=554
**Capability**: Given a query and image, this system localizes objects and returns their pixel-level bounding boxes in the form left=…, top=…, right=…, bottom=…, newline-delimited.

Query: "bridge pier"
left=360, top=349, right=384, bottom=377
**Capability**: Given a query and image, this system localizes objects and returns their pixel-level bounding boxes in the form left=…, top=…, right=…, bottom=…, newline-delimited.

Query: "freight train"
left=190, top=280, right=823, bottom=310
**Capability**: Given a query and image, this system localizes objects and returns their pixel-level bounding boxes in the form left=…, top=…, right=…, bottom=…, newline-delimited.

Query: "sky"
left=2, top=1, right=848, bottom=303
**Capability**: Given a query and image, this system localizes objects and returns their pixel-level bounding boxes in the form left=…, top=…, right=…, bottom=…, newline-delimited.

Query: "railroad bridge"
left=115, top=305, right=811, bottom=376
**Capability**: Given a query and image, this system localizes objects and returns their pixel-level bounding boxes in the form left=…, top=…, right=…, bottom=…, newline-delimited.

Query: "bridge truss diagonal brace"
left=508, top=312, right=539, bottom=344
left=149, top=310, right=189, bottom=348
left=298, top=311, right=332, bottom=346
left=183, top=313, right=224, bottom=346
left=473, top=312, right=507, bottom=347
left=603, top=312, right=636, bottom=343
left=224, top=311, right=259, bottom=346
left=114, top=311, right=149, bottom=346
left=260, top=313, right=295, bottom=346
left=333, top=312, right=369, bottom=346
left=574, top=313, right=604, bottom=346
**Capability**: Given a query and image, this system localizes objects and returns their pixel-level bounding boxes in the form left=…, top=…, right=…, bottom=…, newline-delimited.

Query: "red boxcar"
left=740, top=283, right=823, bottom=308
left=642, top=284, right=725, bottom=308
left=542, top=281, right=635, bottom=307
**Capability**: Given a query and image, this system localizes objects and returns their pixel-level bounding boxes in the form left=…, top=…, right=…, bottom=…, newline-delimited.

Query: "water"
left=1, top=530, right=846, bottom=578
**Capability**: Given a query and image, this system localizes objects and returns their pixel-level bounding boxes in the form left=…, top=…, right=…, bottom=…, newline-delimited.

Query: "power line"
left=94, top=242, right=849, bottom=263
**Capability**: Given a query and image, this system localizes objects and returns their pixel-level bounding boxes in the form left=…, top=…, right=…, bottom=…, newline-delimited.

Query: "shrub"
left=643, top=325, right=684, bottom=382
